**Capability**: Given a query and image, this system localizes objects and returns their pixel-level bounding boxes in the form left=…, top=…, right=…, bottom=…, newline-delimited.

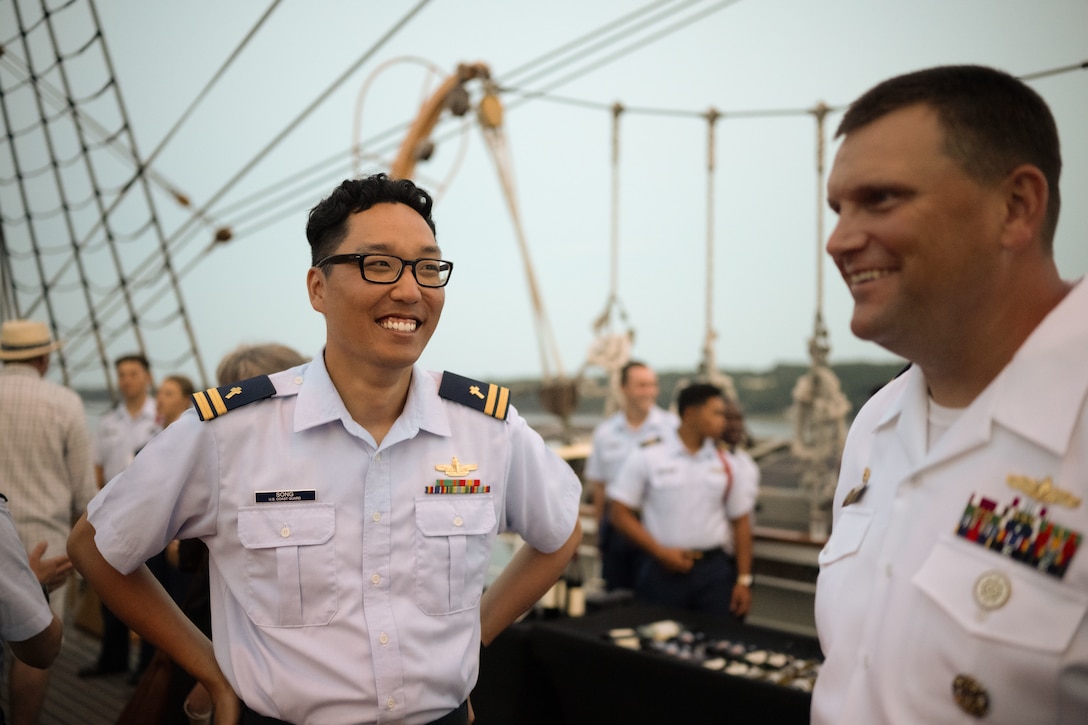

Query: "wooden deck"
left=1, top=620, right=131, bottom=724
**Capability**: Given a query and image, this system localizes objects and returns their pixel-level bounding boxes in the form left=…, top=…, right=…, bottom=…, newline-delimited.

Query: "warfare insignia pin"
left=435, top=456, right=478, bottom=478
left=1007, top=474, right=1082, bottom=509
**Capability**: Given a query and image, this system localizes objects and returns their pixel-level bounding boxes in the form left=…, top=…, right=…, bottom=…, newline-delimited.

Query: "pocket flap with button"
left=913, top=535, right=1088, bottom=653
left=238, top=504, right=335, bottom=549
left=415, top=497, right=495, bottom=537
left=818, top=507, right=873, bottom=566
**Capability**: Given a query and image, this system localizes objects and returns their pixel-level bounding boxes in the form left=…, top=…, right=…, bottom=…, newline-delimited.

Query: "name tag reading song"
left=254, top=490, right=317, bottom=503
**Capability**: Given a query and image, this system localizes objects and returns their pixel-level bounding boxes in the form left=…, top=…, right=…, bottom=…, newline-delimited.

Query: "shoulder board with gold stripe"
left=191, top=375, right=276, bottom=422
left=438, top=371, right=510, bottom=421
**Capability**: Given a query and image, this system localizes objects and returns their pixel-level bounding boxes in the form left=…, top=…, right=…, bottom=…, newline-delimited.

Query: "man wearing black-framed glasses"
left=70, top=173, right=583, bottom=725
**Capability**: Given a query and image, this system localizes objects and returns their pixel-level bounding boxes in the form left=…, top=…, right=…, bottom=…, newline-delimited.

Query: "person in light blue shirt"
left=608, top=383, right=755, bottom=616
left=70, top=174, right=582, bottom=725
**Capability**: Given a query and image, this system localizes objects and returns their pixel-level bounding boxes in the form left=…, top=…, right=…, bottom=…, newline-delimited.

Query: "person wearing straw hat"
left=0, top=319, right=96, bottom=723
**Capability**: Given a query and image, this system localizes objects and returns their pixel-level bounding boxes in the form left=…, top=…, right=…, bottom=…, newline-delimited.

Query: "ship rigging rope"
left=47, top=0, right=434, bottom=351
left=200, top=55, right=1088, bottom=268
left=813, top=104, right=829, bottom=325
left=166, top=0, right=745, bottom=248
left=478, top=122, right=565, bottom=381
left=500, top=0, right=720, bottom=91
left=140, top=0, right=284, bottom=174
left=596, top=101, right=626, bottom=333
left=7, top=0, right=1082, bottom=355
left=52, top=0, right=713, bottom=324
left=703, top=108, right=720, bottom=371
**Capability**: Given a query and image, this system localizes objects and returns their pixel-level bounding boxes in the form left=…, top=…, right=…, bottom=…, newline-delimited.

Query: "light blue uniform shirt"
left=609, top=436, right=755, bottom=553
left=583, top=406, right=679, bottom=485
left=94, top=396, right=159, bottom=483
left=87, top=355, right=581, bottom=725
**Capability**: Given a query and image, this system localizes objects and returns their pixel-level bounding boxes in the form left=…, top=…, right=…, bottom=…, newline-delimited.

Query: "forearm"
left=589, top=480, right=606, bottom=524
left=68, top=514, right=230, bottom=698
left=609, top=500, right=660, bottom=558
left=731, top=513, right=753, bottom=577
left=479, top=519, right=581, bottom=646
left=9, top=615, right=63, bottom=669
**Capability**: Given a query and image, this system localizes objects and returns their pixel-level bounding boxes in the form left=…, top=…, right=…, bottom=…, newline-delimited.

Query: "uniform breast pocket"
left=237, top=504, right=338, bottom=627
left=414, top=496, right=497, bottom=615
left=818, top=507, right=873, bottom=566
left=913, top=536, right=1088, bottom=652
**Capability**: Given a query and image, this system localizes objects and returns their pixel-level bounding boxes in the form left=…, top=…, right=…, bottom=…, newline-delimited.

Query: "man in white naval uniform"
left=69, top=174, right=582, bottom=725
left=813, top=65, right=1087, bottom=723
left=584, top=360, right=678, bottom=591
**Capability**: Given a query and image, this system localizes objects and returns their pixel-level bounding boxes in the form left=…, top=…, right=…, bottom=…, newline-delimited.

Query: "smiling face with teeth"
left=308, top=202, right=444, bottom=383
left=825, top=104, right=1008, bottom=361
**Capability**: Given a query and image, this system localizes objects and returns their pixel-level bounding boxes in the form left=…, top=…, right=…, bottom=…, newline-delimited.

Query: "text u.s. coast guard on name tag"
left=254, top=490, right=317, bottom=503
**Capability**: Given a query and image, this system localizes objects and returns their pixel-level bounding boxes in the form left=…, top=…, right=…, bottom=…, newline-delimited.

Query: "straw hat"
left=0, top=319, right=63, bottom=361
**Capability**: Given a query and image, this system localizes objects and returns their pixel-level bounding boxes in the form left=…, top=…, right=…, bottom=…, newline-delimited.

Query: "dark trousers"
left=635, top=548, right=738, bottom=615
left=598, top=508, right=645, bottom=591
left=241, top=701, right=469, bottom=725
left=97, top=603, right=131, bottom=671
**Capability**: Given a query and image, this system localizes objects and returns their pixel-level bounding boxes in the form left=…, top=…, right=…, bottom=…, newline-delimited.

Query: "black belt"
left=689, top=547, right=728, bottom=561
left=241, top=701, right=469, bottom=725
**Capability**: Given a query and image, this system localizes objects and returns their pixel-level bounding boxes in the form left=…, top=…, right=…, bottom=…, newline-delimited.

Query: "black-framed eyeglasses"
left=315, top=253, right=454, bottom=288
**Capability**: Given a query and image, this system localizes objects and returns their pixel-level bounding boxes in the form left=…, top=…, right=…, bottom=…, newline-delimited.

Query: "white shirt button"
left=293, top=376, right=303, bottom=385
left=379, top=632, right=390, bottom=645
left=280, top=526, right=291, bottom=538
left=386, top=697, right=396, bottom=710
left=372, top=512, right=382, bottom=523
left=885, top=562, right=893, bottom=577
left=371, top=573, right=381, bottom=585
left=374, top=452, right=382, bottom=462
left=453, top=516, right=463, bottom=527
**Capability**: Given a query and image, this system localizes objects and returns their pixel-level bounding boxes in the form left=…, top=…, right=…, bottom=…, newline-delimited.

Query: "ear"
left=999, top=164, right=1048, bottom=252
left=307, top=266, right=327, bottom=314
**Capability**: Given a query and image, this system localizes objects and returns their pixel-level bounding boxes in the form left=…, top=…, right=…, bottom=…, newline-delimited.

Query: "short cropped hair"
left=676, top=383, right=722, bottom=417
left=620, top=360, right=649, bottom=386
left=306, top=173, right=437, bottom=266
left=837, top=65, right=1062, bottom=249
left=216, top=344, right=309, bottom=386
left=115, top=353, right=150, bottom=372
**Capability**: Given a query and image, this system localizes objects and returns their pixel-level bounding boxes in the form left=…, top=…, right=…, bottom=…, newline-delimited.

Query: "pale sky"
left=4, top=0, right=1087, bottom=387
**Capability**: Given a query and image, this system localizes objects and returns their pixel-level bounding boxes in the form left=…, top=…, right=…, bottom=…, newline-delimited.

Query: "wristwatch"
left=736, top=574, right=753, bottom=587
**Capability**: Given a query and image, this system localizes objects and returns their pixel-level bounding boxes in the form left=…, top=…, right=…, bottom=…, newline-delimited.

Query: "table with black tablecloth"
left=473, top=605, right=821, bottom=725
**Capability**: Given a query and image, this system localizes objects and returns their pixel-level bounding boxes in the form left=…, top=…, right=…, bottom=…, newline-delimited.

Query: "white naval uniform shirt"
left=87, top=356, right=581, bottom=725
left=722, top=448, right=760, bottom=553
left=94, top=396, right=159, bottom=483
left=608, top=436, right=756, bottom=553
left=583, top=406, right=679, bottom=485
left=812, top=278, right=1088, bottom=725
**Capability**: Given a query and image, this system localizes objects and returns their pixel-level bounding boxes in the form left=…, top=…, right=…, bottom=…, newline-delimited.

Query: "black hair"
left=306, top=173, right=436, bottom=265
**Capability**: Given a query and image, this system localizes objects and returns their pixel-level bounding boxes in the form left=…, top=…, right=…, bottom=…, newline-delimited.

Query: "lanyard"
left=715, top=446, right=734, bottom=503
